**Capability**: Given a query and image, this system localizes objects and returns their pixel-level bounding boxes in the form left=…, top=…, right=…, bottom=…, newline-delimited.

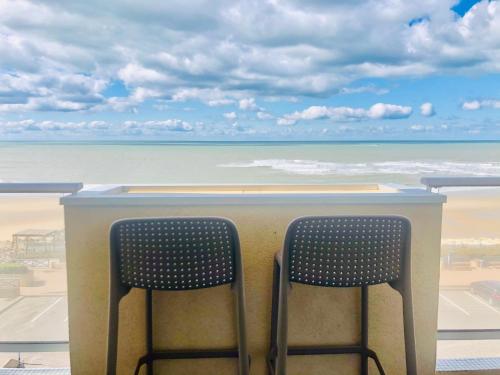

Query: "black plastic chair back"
left=107, top=217, right=249, bottom=375
left=269, top=215, right=415, bottom=375
left=111, top=217, right=237, bottom=291
left=285, top=216, right=409, bottom=288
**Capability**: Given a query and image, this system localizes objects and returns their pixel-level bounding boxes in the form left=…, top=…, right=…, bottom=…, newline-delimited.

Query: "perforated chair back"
left=284, top=216, right=410, bottom=287
left=110, top=217, right=237, bottom=291
left=107, top=217, right=250, bottom=375
left=270, top=215, right=416, bottom=375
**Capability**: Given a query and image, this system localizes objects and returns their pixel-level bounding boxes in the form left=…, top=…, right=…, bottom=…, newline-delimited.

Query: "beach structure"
left=11, top=229, right=64, bottom=257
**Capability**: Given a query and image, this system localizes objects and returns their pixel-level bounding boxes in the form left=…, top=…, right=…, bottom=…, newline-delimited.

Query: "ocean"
left=1, top=140, right=500, bottom=185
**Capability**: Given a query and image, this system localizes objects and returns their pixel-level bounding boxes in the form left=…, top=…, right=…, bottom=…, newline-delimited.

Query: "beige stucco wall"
left=63, top=200, right=443, bottom=375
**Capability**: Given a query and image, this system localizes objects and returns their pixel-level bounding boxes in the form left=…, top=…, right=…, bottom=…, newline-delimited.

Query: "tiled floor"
left=437, top=357, right=500, bottom=371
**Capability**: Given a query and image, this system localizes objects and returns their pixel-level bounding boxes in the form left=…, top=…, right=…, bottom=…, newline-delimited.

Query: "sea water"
left=0, top=140, right=499, bottom=185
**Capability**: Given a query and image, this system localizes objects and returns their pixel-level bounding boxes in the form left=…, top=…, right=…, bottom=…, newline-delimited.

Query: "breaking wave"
left=218, top=159, right=500, bottom=176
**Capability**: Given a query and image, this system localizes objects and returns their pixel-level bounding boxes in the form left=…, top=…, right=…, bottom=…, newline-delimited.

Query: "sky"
left=0, top=0, right=500, bottom=141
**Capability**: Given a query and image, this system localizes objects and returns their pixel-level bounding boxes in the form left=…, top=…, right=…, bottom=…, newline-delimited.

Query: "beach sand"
left=2, top=189, right=498, bottom=294
left=1, top=190, right=499, bottom=284
left=0, top=196, right=64, bottom=242
left=442, top=188, right=500, bottom=239
left=0, top=189, right=499, bottom=242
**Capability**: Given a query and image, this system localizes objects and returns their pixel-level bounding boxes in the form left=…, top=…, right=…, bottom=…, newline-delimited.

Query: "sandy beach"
left=442, top=188, right=500, bottom=239
left=0, top=188, right=499, bottom=242
left=0, top=195, right=64, bottom=242
left=3, top=189, right=496, bottom=294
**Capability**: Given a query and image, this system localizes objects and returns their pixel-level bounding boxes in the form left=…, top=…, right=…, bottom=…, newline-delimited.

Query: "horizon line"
left=1, top=139, right=500, bottom=145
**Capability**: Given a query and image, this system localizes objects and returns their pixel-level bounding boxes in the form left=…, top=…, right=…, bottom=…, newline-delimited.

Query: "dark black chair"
left=268, top=216, right=416, bottom=375
left=106, top=217, right=250, bottom=375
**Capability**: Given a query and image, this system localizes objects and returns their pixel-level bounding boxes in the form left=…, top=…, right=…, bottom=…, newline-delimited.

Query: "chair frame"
left=267, top=215, right=416, bottom=375
left=106, top=217, right=250, bottom=375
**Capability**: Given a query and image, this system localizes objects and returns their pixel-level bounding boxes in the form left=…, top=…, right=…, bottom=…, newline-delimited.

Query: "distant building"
left=11, top=229, right=64, bottom=256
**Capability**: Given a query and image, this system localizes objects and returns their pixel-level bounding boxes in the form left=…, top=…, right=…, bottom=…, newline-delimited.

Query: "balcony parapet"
left=61, top=183, right=446, bottom=206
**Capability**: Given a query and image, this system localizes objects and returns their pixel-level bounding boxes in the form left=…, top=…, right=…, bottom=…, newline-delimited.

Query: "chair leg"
left=107, top=274, right=131, bottom=375
left=106, top=288, right=121, bottom=375
left=146, top=289, right=154, bottom=375
left=275, top=260, right=289, bottom=375
left=361, top=286, right=368, bottom=375
left=268, top=259, right=280, bottom=374
left=402, top=288, right=417, bottom=375
left=367, top=349, right=386, bottom=375
left=234, top=272, right=250, bottom=375
left=134, top=356, right=148, bottom=375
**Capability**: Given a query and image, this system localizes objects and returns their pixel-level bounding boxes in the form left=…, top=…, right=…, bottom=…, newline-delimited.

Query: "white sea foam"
left=218, top=159, right=500, bottom=176
left=443, top=238, right=500, bottom=247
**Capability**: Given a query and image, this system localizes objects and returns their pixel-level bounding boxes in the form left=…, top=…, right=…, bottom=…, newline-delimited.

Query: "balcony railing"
left=0, top=183, right=81, bottom=369
left=3, top=179, right=500, bottom=373
left=0, top=183, right=83, bottom=194
left=422, top=176, right=500, bottom=190
left=422, top=176, right=500, bottom=371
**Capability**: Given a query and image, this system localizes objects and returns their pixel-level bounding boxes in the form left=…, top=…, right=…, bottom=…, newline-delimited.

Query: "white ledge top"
left=60, top=184, right=446, bottom=206
left=421, top=176, right=500, bottom=188
left=0, top=182, right=83, bottom=194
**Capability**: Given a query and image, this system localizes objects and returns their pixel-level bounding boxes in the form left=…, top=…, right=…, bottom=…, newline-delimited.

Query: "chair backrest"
left=110, top=217, right=238, bottom=291
left=284, top=216, right=411, bottom=287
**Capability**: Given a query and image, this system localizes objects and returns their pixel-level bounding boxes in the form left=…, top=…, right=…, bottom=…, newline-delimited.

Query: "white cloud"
left=367, top=103, right=412, bottom=119
left=277, top=103, right=412, bottom=125
left=1, top=119, right=89, bottom=132
left=340, top=85, right=389, bottom=95
left=239, top=98, right=258, bottom=111
left=223, top=111, right=237, bottom=120
left=171, top=88, right=236, bottom=106
left=0, top=97, right=90, bottom=112
left=462, top=99, right=500, bottom=110
left=0, top=71, right=106, bottom=112
left=131, top=87, right=164, bottom=102
left=420, top=102, right=435, bottom=116
left=462, top=100, right=481, bottom=110
left=127, top=119, right=193, bottom=132
left=0, top=118, right=194, bottom=135
left=118, top=63, right=172, bottom=86
left=256, top=111, right=274, bottom=120
left=410, top=124, right=436, bottom=132
left=93, top=85, right=168, bottom=113
left=1, top=0, right=500, bottom=114
left=276, top=117, right=298, bottom=126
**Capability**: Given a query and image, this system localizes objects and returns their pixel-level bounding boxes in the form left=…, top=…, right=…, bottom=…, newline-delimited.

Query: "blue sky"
left=0, top=0, right=499, bottom=140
